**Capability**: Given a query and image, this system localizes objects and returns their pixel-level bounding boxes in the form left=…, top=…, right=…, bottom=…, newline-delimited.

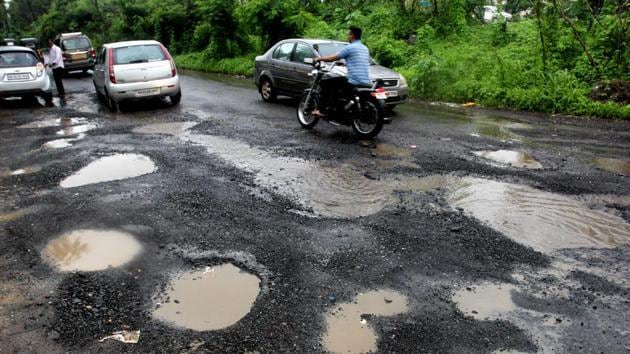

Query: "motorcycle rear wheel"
left=352, top=99, right=384, bottom=139
left=297, top=92, right=320, bottom=129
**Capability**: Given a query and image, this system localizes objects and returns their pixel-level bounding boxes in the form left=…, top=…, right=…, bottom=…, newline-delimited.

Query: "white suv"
left=92, top=40, right=181, bottom=112
left=0, top=46, right=52, bottom=104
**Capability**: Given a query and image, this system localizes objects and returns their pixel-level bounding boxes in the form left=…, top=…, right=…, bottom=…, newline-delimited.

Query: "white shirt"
left=48, top=44, right=65, bottom=69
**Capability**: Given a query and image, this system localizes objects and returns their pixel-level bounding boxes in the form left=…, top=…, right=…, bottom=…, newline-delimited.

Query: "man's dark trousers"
left=52, top=67, right=65, bottom=96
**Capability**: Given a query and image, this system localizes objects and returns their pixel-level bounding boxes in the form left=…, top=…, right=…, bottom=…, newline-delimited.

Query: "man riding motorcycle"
left=312, top=26, right=371, bottom=117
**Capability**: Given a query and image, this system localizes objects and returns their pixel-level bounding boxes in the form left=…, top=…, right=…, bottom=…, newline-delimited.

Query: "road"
left=1, top=71, right=629, bottom=353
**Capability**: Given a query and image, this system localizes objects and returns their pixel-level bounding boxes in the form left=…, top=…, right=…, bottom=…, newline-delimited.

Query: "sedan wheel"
left=260, top=79, right=276, bottom=102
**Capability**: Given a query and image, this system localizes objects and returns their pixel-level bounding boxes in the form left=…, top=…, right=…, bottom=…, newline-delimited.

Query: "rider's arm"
left=315, top=54, right=339, bottom=63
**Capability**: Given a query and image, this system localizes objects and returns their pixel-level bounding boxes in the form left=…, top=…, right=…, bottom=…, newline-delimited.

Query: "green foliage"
left=175, top=52, right=254, bottom=76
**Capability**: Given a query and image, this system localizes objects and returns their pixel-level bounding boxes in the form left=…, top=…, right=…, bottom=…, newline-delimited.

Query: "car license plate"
left=386, top=90, right=398, bottom=97
left=7, top=73, right=30, bottom=81
left=374, top=92, right=388, bottom=100
left=136, top=88, right=160, bottom=97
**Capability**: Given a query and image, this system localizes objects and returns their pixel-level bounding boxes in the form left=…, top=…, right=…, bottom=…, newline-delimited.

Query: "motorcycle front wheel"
left=297, top=92, right=320, bottom=129
left=352, top=98, right=384, bottom=139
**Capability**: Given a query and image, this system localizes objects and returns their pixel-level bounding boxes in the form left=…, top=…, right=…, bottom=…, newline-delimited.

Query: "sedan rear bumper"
left=107, top=76, right=180, bottom=102
left=64, top=59, right=95, bottom=71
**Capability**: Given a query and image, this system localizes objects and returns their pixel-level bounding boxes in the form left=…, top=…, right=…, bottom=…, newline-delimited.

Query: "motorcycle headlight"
left=399, top=74, right=408, bottom=87
left=36, top=63, right=45, bottom=77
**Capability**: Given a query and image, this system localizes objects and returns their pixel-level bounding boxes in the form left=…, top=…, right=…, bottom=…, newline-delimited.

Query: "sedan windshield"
left=315, top=43, right=347, bottom=57
left=113, top=45, right=166, bottom=65
left=0, top=52, right=38, bottom=68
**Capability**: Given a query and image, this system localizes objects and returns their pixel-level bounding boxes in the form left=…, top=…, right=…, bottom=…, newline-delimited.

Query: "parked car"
left=54, top=32, right=97, bottom=73
left=92, top=40, right=181, bottom=112
left=19, top=38, right=43, bottom=62
left=2, top=38, right=16, bottom=46
left=0, top=46, right=52, bottom=104
left=255, top=39, right=409, bottom=110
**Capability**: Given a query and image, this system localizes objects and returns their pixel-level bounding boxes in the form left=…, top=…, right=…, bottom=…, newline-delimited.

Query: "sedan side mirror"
left=303, top=58, right=314, bottom=64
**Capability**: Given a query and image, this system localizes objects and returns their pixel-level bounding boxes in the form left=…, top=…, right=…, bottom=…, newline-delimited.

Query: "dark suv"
left=54, top=32, right=97, bottom=73
left=254, top=39, right=409, bottom=110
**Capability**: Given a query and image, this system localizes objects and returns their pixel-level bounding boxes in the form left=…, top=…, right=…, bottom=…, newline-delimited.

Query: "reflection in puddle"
left=133, top=122, right=197, bottom=136
left=1, top=166, right=41, bottom=177
left=452, top=283, right=517, bottom=320
left=323, top=289, right=408, bottom=354
left=18, top=117, right=87, bottom=129
left=60, top=153, right=157, bottom=188
left=56, top=123, right=97, bottom=136
left=186, top=134, right=395, bottom=218
left=592, top=157, right=630, bottom=176
left=42, top=229, right=142, bottom=271
left=43, top=134, right=86, bottom=149
left=474, top=150, right=543, bottom=169
left=153, top=263, right=260, bottom=331
left=443, top=177, right=630, bottom=251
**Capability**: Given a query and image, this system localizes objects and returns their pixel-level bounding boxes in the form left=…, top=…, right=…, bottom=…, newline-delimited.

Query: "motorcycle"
left=296, top=58, right=387, bottom=139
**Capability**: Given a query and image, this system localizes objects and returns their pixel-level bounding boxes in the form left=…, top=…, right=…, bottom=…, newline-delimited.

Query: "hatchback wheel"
left=170, top=90, right=182, bottom=105
left=260, top=78, right=276, bottom=102
left=105, top=89, right=118, bottom=113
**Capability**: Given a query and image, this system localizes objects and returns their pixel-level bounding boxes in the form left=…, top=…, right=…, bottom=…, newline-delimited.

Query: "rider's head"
left=348, top=27, right=362, bottom=42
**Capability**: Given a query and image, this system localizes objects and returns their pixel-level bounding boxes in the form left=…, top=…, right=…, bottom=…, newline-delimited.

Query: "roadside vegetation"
left=2, top=0, right=629, bottom=118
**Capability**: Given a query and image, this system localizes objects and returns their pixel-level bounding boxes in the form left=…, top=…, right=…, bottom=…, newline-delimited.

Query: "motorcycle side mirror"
left=303, top=58, right=314, bottom=65
left=334, top=61, right=345, bottom=66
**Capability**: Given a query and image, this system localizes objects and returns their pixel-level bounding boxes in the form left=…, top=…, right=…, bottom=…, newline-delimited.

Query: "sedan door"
left=288, top=42, right=317, bottom=94
left=269, top=42, right=295, bottom=94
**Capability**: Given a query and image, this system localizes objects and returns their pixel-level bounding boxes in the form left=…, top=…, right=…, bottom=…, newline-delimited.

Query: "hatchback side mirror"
left=303, top=58, right=314, bottom=64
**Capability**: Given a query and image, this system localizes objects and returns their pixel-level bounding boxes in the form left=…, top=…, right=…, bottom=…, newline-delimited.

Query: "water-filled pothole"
left=592, top=157, right=630, bottom=176
left=55, top=123, right=97, bottom=137
left=152, top=263, right=261, bottom=331
left=452, top=283, right=518, bottom=320
left=323, top=289, right=408, bottom=354
left=133, top=122, right=197, bottom=136
left=60, top=153, right=157, bottom=188
left=18, top=117, right=87, bottom=129
left=43, top=133, right=86, bottom=149
left=474, top=150, right=542, bottom=169
left=41, top=229, right=142, bottom=272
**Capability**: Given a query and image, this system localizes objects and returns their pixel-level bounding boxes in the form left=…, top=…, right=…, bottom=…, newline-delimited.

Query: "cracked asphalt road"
left=1, top=71, right=629, bottom=353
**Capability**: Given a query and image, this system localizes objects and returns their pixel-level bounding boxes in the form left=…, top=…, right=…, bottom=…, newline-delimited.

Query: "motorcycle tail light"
left=376, top=87, right=385, bottom=93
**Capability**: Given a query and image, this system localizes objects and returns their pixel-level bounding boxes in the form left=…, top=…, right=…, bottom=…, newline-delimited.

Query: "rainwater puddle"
left=442, top=176, right=630, bottom=251
left=18, top=117, right=87, bottom=129
left=152, top=263, right=260, bottom=331
left=323, top=289, right=408, bottom=354
left=373, top=144, right=411, bottom=158
left=41, top=229, right=142, bottom=272
left=452, top=283, right=518, bottom=320
left=43, top=134, right=86, bottom=149
left=592, top=157, right=630, bottom=176
left=60, top=153, right=157, bottom=188
left=133, top=122, right=197, bottom=136
left=186, top=134, right=394, bottom=218
left=56, top=123, right=97, bottom=136
left=474, top=150, right=543, bottom=169
left=1, top=166, right=41, bottom=177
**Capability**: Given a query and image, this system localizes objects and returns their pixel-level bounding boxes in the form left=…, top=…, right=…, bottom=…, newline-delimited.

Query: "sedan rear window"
left=0, top=51, right=38, bottom=68
left=113, top=45, right=166, bottom=65
left=62, top=37, right=91, bottom=50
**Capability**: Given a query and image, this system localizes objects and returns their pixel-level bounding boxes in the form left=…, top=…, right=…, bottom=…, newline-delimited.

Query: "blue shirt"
left=337, top=40, right=371, bottom=86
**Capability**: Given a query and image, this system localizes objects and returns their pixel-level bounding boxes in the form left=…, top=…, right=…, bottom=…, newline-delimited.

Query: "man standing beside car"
left=47, top=38, right=65, bottom=97
left=313, top=26, right=371, bottom=116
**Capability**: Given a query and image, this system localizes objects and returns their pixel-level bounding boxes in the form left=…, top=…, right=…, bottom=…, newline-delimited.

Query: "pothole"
left=474, top=150, right=542, bottom=169
left=444, top=176, right=630, bottom=251
left=152, top=263, right=261, bottom=331
left=41, top=229, right=142, bottom=272
left=18, top=117, right=87, bottom=129
left=43, top=134, right=86, bottom=149
left=452, top=283, right=518, bottom=320
left=323, top=289, right=408, bottom=354
left=592, top=157, right=630, bottom=176
left=1, top=166, right=41, bottom=177
left=55, top=123, right=97, bottom=137
left=373, top=144, right=411, bottom=158
left=133, top=122, right=197, bottom=136
left=60, top=153, right=157, bottom=188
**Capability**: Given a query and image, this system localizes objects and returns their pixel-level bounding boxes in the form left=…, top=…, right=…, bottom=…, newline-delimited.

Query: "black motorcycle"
left=296, top=58, right=387, bottom=139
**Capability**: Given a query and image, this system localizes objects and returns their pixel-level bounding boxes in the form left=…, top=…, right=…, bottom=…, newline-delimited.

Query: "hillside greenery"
left=2, top=0, right=629, bottom=118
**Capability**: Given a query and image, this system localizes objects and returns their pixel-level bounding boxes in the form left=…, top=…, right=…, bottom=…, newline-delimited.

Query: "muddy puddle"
left=441, top=176, right=630, bottom=251
left=60, top=153, right=157, bottom=188
left=474, top=150, right=543, bottom=169
left=0, top=208, right=34, bottom=223
left=592, top=157, right=630, bottom=176
left=452, top=283, right=518, bottom=320
left=43, top=134, right=86, bottom=149
left=41, top=229, right=142, bottom=272
left=133, top=122, right=197, bottom=136
left=18, top=117, right=87, bottom=129
left=323, top=289, right=408, bottom=354
left=373, top=143, right=412, bottom=158
left=152, top=263, right=260, bottom=331
left=56, top=123, right=97, bottom=137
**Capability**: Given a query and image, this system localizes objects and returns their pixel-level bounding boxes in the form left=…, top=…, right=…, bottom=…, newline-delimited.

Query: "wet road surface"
left=1, top=71, right=630, bottom=353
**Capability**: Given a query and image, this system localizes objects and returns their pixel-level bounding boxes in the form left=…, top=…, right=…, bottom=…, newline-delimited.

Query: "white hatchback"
left=92, top=40, right=181, bottom=112
left=0, top=46, right=52, bottom=104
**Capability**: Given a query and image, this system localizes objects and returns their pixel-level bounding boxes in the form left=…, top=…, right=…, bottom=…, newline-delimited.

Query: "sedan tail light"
left=108, top=48, right=116, bottom=84
left=159, top=44, right=177, bottom=78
